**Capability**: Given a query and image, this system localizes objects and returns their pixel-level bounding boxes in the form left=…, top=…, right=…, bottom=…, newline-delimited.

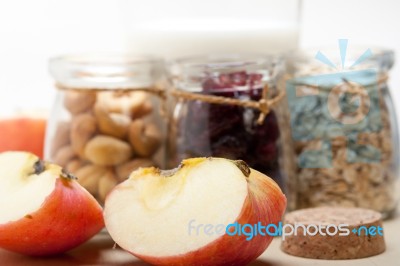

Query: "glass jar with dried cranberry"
left=168, top=55, right=294, bottom=194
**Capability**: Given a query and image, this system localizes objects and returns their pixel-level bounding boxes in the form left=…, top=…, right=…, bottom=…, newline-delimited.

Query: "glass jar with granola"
left=286, top=48, right=399, bottom=218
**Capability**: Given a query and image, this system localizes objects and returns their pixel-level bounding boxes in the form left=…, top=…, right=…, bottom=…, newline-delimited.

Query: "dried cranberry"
left=202, top=77, right=226, bottom=91
left=208, top=104, right=243, bottom=139
left=202, top=78, right=217, bottom=91
left=218, top=74, right=232, bottom=88
left=255, top=141, right=278, bottom=164
left=252, top=111, right=280, bottom=142
left=229, top=71, right=248, bottom=86
left=203, top=73, right=232, bottom=90
left=211, top=134, right=247, bottom=160
left=249, top=73, right=263, bottom=83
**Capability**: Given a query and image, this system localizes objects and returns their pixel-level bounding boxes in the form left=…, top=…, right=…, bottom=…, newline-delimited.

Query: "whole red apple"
left=0, top=151, right=104, bottom=256
left=104, top=157, right=287, bottom=266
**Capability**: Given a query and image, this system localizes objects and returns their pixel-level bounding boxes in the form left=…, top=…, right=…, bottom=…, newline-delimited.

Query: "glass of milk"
left=119, top=0, right=301, bottom=58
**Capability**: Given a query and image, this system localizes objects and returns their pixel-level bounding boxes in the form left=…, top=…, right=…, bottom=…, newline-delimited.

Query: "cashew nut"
left=131, top=100, right=153, bottom=119
left=94, top=103, right=131, bottom=139
left=64, top=90, right=96, bottom=115
left=84, top=135, right=133, bottom=166
left=53, top=145, right=76, bottom=166
left=97, top=91, right=149, bottom=117
left=75, top=164, right=110, bottom=195
left=98, top=172, right=118, bottom=203
left=70, top=113, right=97, bottom=158
left=128, top=120, right=162, bottom=157
left=65, top=159, right=87, bottom=173
left=116, top=158, right=154, bottom=181
left=51, top=121, right=71, bottom=157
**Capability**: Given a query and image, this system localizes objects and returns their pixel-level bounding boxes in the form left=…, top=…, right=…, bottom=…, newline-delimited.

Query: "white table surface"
left=0, top=211, right=398, bottom=266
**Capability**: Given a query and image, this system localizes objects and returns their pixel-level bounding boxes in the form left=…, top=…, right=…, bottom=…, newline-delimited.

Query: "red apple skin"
left=0, top=118, right=46, bottom=158
left=0, top=177, right=104, bottom=256
left=130, top=169, right=287, bottom=266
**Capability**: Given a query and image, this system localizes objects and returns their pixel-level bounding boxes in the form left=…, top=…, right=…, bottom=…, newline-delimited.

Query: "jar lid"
left=289, top=69, right=382, bottom=89
left=287, top=47, right=394, bottom=77
left=169, top=54, right=282, bottom=92
left=49, top=54, right=166, bottom=90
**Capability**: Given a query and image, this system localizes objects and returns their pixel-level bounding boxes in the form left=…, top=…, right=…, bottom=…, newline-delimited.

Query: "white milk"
left=126, top=18, right=299, bottom=58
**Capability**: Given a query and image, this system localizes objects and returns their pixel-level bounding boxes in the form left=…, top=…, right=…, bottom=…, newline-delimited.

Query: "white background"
left=0, top=0, right=399, bottom=116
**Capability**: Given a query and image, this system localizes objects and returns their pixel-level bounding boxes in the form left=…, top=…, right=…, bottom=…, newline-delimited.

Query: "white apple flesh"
left=104, top=157, right=287, bottom=266
left=0, top=151, right=104, bottom=256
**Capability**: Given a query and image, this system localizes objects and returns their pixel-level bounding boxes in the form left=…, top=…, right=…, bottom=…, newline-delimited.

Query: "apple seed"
left=33, top=160, right=46, bottom=175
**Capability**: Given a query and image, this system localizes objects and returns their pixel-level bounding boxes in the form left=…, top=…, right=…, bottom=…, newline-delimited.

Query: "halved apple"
left=0, top=151, right=104, bottom=256
left=104, top=157, right=287, bottom=266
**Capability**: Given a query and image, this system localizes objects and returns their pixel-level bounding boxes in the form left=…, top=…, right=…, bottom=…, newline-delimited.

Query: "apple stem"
left=233, top=160, right=251, bottom=178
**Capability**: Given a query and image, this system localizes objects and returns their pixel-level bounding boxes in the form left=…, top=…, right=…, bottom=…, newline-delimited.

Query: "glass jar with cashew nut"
left=45, top=55, right=167, bottom=204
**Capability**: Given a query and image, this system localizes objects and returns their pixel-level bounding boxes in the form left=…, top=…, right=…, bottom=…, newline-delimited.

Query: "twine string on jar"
left=170, top=84, right=286, bottom=125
